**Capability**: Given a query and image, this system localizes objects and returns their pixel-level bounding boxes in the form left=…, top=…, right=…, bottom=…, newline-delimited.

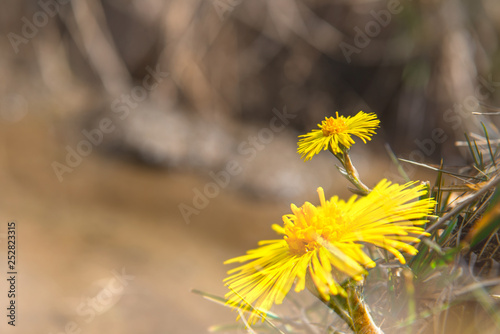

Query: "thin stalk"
left=329, top=147, right=371, bottom=195
left=343, top=153, right=371, bottom=195
left=346, top=282, right=384, bottom=334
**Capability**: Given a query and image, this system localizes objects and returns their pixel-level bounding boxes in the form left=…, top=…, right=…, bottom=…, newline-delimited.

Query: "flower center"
left=284, top=203, right=348, bottom=256
left=321, top=117, right=348, bottom=136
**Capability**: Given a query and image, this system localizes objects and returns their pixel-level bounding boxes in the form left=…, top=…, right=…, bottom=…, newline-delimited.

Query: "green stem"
left=327, top=294, right=355, bottom=331
left=306, top=276, right=383, bottom=333
left=305, top=272, right=355, bottom=331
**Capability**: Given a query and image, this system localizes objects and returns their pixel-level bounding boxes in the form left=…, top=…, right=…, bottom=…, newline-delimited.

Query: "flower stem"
left=326, top=294, right=355, bottom=331
left=329, top=147, right=371, bottom=195
left=305, top=272, right=355, bottom=331
left=307, top=277, right=383, bottom=334
left=342, top=153, right=371, bottom=196
left=346, top=282, right=384, bottom=334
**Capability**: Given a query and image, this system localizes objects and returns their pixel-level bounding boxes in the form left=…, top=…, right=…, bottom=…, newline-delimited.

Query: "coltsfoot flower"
left=224, top=179, right=434, bottom=323
left=298, top=111, right=380, bottom=161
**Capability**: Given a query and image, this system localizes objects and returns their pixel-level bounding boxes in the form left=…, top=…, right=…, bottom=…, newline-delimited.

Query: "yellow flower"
left=224, top=179, right=434, bottom=323
left=298, top=111, right=380, bottom=161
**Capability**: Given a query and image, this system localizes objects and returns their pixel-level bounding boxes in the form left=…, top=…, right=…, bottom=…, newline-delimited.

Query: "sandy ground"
left=0, top=112, right=294, bottom=334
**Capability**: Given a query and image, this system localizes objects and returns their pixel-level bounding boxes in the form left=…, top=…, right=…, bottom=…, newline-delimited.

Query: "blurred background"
left=0, top=0, right=500, bottom=333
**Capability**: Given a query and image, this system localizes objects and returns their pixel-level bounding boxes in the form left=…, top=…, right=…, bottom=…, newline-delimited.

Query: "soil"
left=0, top=112, right=289, bottom=334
